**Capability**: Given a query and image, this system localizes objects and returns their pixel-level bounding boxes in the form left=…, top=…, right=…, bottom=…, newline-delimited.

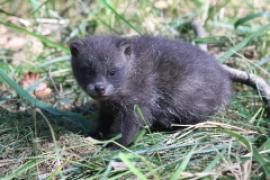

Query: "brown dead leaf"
left=20, top=72, right=52, bottom=99
left=20, top=72, right=39, bottom=89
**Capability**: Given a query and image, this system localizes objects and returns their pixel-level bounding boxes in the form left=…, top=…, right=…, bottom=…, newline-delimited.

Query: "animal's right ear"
left=117, top=38, right=133, bottom=56
left=69, top=39, right=84, bottom=56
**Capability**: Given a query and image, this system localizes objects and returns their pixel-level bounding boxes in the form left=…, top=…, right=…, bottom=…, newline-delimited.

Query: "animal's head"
left=70, top=35, right=134, bottom=100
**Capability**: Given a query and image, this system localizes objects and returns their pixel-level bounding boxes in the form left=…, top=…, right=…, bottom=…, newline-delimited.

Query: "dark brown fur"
left=70, top=35, right=231, bottom=146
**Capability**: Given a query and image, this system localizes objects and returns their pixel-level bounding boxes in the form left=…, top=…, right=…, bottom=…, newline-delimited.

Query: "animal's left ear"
left=117, top=38, right=133, bottom=56
left=69, top=39, right=84, bottom=57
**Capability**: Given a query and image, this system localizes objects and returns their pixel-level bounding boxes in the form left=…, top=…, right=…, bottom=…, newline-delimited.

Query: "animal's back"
left=132, top=36, right=232, bottom=126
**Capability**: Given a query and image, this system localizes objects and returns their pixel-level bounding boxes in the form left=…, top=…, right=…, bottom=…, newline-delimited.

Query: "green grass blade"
left=235, top=12, right=270, bottom=29
left=252, top=148, right=270, bottom=177
left=0, top=69, right=96, bottom=133
left=218, top=24, right=270, bottom=63
left=0, top=21, right=69, bottom=53
left=100, top=0, right=141, bottom=34
left=260, top=138, right=270, bottom=151
left=170, top=145, right=197, bottom=180
left=223, top=129, right=270, bottom=177
left=193, top=36, right=230, bottom=45
left=95, top=16, right=121, bottom=34
left=118, top=153, right=148, bottom=180
left=203, top=149, right=226, bottom=172
left=255, top=57, right=270, bottom=67
left=31, top=0, right=49, bottom=14
left=222, top=129, right=252, bottom=151
left=28, top=0, right=41, bottom=11
left=38, top=55, right=70, bottom=67
left=2, top=159, right=44, bottom=180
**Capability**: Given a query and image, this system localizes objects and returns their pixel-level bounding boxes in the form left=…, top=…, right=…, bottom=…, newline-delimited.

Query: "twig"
left=190, top=20, right=208, bottom=51
left=222, top=65, right=270, bottom=115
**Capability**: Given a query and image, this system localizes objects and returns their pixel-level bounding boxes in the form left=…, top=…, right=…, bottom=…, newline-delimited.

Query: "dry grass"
left=0, top=0, right=270, bottom=179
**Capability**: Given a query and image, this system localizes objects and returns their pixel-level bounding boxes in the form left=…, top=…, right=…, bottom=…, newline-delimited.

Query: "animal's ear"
left=69, top=39, right=84, bottom=56
left=117, top=38, right=133, bottom=56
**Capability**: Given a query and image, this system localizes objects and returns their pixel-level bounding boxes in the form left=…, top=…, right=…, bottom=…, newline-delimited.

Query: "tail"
left=222, top=65, right=270, bottom=116
left=190, top=19, right=270, bottom=116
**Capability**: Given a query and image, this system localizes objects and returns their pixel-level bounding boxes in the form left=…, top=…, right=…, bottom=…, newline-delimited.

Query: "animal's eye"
left=108, top=69, right=117, bottom=76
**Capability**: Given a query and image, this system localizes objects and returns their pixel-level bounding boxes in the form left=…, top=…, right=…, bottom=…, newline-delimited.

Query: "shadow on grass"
left=0, top=105, right=101, bottom=177
left=0, top=104, right=96, bottom=145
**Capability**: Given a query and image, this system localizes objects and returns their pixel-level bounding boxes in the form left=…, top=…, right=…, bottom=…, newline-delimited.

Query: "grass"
left=0, top=0, right=270, bottom=179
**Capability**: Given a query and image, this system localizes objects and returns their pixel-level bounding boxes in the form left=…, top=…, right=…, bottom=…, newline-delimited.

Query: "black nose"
left=94, top=84, right=105, bottom=94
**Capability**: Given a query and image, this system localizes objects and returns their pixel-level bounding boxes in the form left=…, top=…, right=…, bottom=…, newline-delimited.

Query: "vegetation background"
left=0, top=0, right=269, bottom=179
